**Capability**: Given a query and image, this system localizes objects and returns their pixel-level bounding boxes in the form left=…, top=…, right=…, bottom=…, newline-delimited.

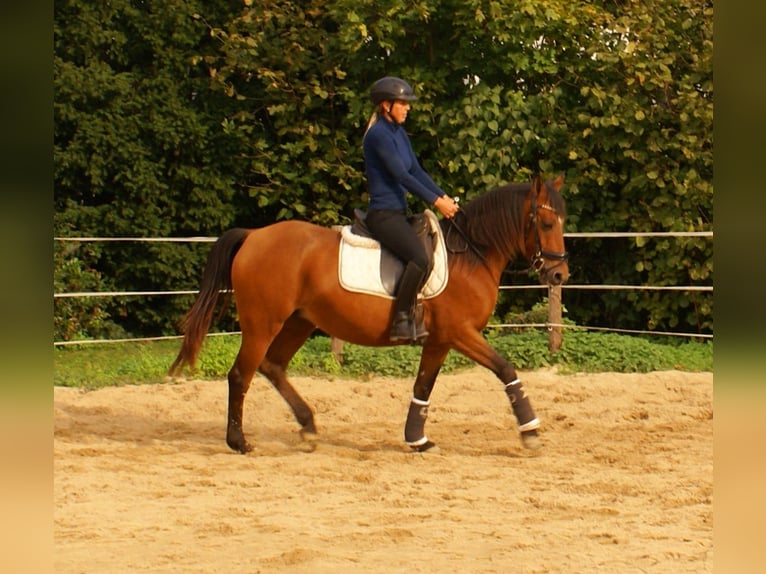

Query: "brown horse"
left=169, top=174, right=569, bottom=453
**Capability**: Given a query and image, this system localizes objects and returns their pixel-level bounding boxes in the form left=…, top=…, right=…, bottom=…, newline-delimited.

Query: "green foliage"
left=54, top=0, right=713, bottom=338
left=559, top=331, right=713, bottom=373
left=53, top=238, right=130, bottom=341
left=195, top=335, right=238, bottom=378
left=483, top=331, right=557, bottom=370
left=204, top=0, right=376, bottom=225
left=499, top=297, right=575, bottom=334
left=53, top=240, right=109, bottom=341
left=54, top=341, right=178, bottom=389
left=427, top=0, right=714, bottom=334
left=54, top=0, right=247, bottom=336
left=53, top=331, right=712, bottom=389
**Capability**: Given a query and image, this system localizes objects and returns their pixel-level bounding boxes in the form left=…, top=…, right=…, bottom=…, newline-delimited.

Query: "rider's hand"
left=434, top=195, right=459, bottom=219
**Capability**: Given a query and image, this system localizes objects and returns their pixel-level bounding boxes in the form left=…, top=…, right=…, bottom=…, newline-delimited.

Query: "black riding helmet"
left=370, top=76, right=418, bottom=105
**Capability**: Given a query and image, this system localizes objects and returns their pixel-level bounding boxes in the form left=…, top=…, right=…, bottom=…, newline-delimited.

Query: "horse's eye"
left=541, top=221, right=554, bottom=231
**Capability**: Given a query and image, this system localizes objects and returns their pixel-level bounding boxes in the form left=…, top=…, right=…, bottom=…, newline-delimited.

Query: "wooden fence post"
left=330, top=336, right=344, bottom=364
left=548, top=284, right=563, bottom=353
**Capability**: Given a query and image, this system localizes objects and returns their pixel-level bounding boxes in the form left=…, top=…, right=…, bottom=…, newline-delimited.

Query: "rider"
left=363, top=76, right=459, bottom=342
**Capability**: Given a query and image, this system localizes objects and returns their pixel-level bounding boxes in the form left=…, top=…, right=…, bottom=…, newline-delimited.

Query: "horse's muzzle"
left=545, top=266, right=569, bottom=286
left=532, top=252, right=569, bottom=286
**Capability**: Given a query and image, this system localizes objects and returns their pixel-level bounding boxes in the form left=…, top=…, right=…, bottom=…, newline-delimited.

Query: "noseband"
left=527, top=190, right=569, bottom=279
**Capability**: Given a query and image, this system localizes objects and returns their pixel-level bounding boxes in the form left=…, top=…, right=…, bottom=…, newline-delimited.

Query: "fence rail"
left=53, top=284, right=714, bottom=299
left=53, top=230, right=713, bottom=346
left=54, top=231, right=714, bottom=243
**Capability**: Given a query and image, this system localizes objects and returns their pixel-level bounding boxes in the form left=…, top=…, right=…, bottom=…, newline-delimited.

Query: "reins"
left=445, top=208, right=489, bottom=265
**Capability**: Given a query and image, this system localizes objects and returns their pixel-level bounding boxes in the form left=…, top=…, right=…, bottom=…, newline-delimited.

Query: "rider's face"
left=385, top=99, right=410, bottom=124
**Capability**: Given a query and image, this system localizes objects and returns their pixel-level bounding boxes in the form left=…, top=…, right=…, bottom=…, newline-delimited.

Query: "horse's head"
left=524, top=175, right=569, bottom=286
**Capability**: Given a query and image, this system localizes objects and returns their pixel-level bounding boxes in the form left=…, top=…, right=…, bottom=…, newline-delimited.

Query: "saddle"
left=338, top=209, right=449, bottom=299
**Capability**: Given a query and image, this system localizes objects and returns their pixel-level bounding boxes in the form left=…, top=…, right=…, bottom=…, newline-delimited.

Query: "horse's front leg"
left=404, top=345, right=450, bottom=452
left=452, top=330, right=542, bottom=451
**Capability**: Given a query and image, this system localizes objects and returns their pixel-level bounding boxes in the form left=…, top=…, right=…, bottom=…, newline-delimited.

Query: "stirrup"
left=389, top=312, right=429, bottom=343
left=390, top=312, right=414, bottom=342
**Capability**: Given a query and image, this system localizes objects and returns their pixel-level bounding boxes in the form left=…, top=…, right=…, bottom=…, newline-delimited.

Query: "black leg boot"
left=390, top=262, right=428, bottom=342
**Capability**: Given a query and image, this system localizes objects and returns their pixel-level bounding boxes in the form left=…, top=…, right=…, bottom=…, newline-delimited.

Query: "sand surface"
left=54, top=367, right=712, bottom=573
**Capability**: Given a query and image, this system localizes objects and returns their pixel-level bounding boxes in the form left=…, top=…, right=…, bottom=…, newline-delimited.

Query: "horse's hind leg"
left=259, top=314, right=318, bottom=438
left=226, top=333, right=264, bottom=454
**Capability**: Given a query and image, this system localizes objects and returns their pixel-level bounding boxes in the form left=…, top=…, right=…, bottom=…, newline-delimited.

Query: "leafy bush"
left=555, top=331, right=669, bottom=373
left=499, top=298, right=577, bottom=334
left=53, top=240, right=128, bottom=342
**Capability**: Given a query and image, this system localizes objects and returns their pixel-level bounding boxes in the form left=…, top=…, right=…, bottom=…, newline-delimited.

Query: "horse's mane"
left=441, top=180, right=566, bottom=267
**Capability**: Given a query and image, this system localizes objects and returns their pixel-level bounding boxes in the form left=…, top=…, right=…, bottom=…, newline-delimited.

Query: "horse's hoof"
left=410, top=440, right=440, bottom=454
left=520, top=430, right=542, bottom=451
left=230, top=441, right=253, bottom=454
left=227, top=434, right=254, bottom=454
left=300, top=429, right=318, bottom=441
left=299, top=429, right=319, bottom=452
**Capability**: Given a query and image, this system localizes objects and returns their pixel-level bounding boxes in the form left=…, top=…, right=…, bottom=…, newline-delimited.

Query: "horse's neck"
left=482, top=251, right=509, bottom=285
left=450, top=249, right=506, bottom=286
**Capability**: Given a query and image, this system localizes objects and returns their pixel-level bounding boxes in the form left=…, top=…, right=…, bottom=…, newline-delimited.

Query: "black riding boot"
left=390, top=262, right=428, bottom=342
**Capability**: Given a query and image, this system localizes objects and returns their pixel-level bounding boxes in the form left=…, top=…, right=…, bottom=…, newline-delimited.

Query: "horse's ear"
left=551, top=173, right=564, bottom=191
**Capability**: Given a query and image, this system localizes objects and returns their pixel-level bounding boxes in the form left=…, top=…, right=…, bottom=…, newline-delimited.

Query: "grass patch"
left=54, top=341, right=177, bottom=389
left=54, top=330, right=713, bottom=390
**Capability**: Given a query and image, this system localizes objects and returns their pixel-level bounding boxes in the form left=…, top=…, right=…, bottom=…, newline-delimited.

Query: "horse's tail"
left=168, top=228, right=250, bottom=376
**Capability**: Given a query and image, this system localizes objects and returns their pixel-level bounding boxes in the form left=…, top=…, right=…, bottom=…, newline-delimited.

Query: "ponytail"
left=363, top=110, right=380, bottom=139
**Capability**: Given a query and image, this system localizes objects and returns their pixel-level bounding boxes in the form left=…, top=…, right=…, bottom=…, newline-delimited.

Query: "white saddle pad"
left=338, top=210, right=449, bottom=299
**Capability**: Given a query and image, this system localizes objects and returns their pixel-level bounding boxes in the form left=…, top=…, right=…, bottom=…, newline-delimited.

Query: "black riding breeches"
left=365, top=209, right=428, bottom=313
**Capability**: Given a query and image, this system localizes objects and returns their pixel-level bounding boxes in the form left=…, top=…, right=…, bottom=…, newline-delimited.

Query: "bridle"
left=445, top=184, right=569, bottom=280
left=526, top=188, right=569, bottom=279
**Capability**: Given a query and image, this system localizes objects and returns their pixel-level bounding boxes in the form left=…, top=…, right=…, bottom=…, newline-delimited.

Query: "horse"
left=169, top=174, right=569, bottom=454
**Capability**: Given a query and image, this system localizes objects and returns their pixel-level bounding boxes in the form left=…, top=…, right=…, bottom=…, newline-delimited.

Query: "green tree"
left=212, top=0, right=712, bottom=334
left=54, top=0, right=712, bottom=338
left=54, top=0, right=247, bottom=336
left=200, top=0, right=374, bottom=225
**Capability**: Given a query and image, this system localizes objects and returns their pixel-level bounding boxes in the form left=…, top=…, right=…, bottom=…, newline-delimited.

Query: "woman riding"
left=362, top=76, right=459, bottom=343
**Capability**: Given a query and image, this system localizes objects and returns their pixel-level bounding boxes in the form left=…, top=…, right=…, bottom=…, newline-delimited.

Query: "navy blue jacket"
left=363, top=117, right=444, bottom=211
